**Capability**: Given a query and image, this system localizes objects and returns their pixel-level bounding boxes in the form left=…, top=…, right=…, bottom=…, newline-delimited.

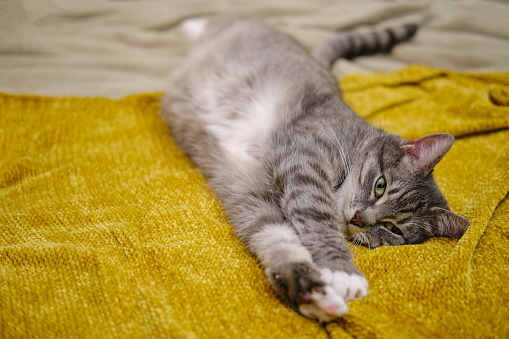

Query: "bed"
left=1, top=1, right=508, bottom=338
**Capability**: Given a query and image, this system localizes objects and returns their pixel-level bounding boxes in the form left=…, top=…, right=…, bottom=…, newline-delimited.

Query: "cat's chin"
left=338, top=211, right=355, bottom=238
left=340, top=223, right=355, bottom=238
left=342, top=223, right=367, bottom=243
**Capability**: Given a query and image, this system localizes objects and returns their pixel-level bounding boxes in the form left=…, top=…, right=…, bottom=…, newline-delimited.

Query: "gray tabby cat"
left=162, top=18, right=470, bottom=322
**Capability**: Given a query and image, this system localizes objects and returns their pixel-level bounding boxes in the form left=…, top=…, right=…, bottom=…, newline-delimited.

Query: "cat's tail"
left=180, top=17, right=208, bottom=40
left=312, top=24, right=418, bottom=68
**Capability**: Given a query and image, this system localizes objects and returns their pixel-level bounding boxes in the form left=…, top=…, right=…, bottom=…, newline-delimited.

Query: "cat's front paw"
left=297, top=269, right=368, bottom=322
left=298, top=286, right=348, bottom=322
left=320, top=268, right=368, bottom=302
left=268, top=262, right=349, bottom=322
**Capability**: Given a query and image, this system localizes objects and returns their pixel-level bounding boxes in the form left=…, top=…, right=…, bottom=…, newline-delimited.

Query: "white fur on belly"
left=203, top=88, right=280, bottom=168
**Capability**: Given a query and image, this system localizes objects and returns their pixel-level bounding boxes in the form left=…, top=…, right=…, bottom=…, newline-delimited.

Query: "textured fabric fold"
left=1, top=66, right=508, bottom=338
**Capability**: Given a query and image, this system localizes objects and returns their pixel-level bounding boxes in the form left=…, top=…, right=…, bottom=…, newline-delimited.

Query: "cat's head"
left=336, top=133, right=470, bottom=248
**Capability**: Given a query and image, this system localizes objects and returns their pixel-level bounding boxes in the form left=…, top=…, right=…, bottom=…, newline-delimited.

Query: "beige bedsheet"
left=1, top=0, right=509, bottom=97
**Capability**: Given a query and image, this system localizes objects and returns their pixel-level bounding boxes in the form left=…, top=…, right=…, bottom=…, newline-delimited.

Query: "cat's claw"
left=298, top=286, right=348, bottom=322
left=320, top=268, right=368, bottom=302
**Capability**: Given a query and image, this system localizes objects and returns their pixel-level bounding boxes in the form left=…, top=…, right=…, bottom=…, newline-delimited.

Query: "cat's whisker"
left=362, top=233, right=373, bottom=251
left=351, top=239, right=361, bottom=255
left=347, top=235, right=363, bottom=255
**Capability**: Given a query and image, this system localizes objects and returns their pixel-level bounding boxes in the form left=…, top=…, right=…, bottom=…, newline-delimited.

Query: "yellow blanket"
left=1, top=65, right=508, bottom=338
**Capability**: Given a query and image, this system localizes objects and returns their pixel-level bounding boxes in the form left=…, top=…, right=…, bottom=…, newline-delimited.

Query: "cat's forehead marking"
left=387, top=187, right=401, bottom=195
left=359, top=157, right=377, bottom=188
left=396, top=217, right=414, bottom=226
left=377, top=139, right=386, bottom=173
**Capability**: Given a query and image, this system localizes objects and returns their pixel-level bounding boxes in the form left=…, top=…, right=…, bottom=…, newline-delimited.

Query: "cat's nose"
left=350, top=211, right=364, bottom=228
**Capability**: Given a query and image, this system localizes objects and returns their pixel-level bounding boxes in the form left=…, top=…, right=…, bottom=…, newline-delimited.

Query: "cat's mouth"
left=344, top=223, right=361, bottom=238
left=341, top=217, right=361, bottom=239
left=341, top=210, right=358, bottom=237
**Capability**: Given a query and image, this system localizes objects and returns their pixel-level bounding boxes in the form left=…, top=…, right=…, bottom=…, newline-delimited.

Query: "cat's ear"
left=401, top=133, right=454, bottom=174
left=431, top=207, right=470, bottom=237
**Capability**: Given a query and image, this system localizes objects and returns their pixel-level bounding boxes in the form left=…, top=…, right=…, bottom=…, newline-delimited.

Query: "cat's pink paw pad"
left=320, top=268, right=368, bottom=302
left=298, top=286, right=348, bottom=322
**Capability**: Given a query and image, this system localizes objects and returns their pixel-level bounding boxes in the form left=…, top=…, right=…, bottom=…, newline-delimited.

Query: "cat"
left=162, top=18, right=471, bottom=322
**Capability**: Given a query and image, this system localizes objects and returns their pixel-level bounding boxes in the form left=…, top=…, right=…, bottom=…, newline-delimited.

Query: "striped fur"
left=313, top=24, right=418, bottom=68
left=162, top=18, right=470, bottom=322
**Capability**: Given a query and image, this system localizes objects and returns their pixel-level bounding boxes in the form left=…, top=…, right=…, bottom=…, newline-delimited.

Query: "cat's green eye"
left=374, top=176, right=387, bottom=197
left=385, top=222, right=402, bottom=236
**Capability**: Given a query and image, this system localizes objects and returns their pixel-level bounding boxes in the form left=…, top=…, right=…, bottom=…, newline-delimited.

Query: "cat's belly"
left=200, top=83, right=282, bottom=169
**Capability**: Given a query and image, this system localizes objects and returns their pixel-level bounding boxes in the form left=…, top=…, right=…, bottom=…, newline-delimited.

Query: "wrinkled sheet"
left=1, top=0, right=509, bottom=97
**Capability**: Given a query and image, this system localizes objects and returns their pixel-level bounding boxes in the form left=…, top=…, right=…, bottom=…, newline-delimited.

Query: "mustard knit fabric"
left=1, top=65, right=508, bottom=338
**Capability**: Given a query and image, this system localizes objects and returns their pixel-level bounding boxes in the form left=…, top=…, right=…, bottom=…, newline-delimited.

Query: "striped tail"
left=312, top=24, right=418, bottom=68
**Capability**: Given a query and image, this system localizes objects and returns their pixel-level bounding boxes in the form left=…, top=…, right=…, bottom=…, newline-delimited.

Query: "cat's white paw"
left=320, top=268, right=368, bottom=302
left=298, top=269, right=368, bottom=322
left=298, top=286, right=348, bottom=322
